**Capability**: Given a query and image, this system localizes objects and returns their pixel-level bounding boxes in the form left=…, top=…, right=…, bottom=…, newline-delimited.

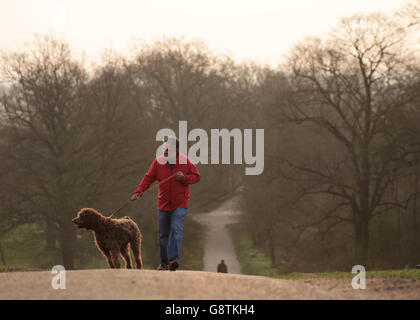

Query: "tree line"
left=1, top=2, right=420, bottom=271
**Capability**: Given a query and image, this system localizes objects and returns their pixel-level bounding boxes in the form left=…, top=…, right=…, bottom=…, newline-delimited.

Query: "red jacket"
left=133, top=153, right=200, bottom=211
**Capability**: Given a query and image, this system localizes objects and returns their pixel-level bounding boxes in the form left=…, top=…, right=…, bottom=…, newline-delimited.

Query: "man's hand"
left=176, top=171, right=185, bottom=182
left=131, top=193, right=142, bottom=201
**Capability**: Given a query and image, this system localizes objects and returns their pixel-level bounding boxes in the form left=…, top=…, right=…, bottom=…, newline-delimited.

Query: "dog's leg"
left=131, top=237, right=143, bottom=269
left=120, top=243, right=132, bottom=269
left=110, top=249, right=121, bottom=269
left=103, top=250, right=115, bottom=269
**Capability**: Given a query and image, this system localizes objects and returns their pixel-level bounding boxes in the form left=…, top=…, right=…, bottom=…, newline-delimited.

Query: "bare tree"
left=283, top=13, right=418, bottom=263
left=126, top=38, right=243, bottom=209
left=0, top=36, right=134, bottom=268
left=397, top=0, right=420, bottom=27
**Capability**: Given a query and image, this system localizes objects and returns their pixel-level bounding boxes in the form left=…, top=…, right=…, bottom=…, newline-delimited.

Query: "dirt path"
left=297, top=277, right=420, bottom=299
left=193, top=197, right=242, bottom=274
left=2, top=269, right=418, bottom=299
left=0, top=269, right=335, bottom=300
left=2, top=197, right=418, bottom=299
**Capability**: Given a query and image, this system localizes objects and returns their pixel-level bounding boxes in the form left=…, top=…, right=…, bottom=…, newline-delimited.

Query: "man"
left=131, top=136, right=200, bottom=271
left=217, top=259, right=228, bottom=273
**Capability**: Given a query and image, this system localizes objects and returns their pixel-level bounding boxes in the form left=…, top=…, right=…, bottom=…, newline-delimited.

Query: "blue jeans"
left=158, top=207, right=188, bottom=266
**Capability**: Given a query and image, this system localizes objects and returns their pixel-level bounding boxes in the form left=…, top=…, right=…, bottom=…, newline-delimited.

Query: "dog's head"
left=72, top=208, right=104, bottom=230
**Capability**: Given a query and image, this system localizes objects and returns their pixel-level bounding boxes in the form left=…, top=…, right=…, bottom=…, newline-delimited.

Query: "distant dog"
left=72, top=208, right=143, bottom=269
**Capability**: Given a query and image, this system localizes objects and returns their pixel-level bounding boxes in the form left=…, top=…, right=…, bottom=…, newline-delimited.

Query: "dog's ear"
left=77, top=208, right=88, bottom=218
left=82, top=209, right=102, bottom=229
left=81, top=208, right=92, bottom=216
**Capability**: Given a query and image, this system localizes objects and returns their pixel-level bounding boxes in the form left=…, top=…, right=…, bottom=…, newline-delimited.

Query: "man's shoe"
left=157, top=264, right=169, bottom=271
left=169, top=259, right=179, bottom=271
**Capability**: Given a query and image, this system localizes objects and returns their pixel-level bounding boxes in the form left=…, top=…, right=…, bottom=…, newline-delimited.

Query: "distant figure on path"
left=217, top=259, right=228, bottom=273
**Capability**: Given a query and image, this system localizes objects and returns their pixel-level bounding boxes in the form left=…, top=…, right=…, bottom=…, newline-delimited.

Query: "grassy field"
left=277, top=269, right=420, bottom=280
left=0, top=222, right=203, bottom=272
left=227, top=223, right=281, bottom=277
left=228, top=223, right=420, bottom=280
left=0, top=223, right=108, bottom=271
left=181, top=246, right=204, bottom=271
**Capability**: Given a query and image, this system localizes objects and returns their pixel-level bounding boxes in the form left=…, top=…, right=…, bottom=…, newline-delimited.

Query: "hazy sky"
left=0, top=0, right=408, bottom=65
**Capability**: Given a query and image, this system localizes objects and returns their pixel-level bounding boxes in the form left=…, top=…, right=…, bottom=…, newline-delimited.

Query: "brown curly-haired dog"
left=72, top=208, right=143, bottom=269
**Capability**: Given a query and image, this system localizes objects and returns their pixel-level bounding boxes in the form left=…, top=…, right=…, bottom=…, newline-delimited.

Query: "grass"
left=0, top=223, right=132, bottom=271
left=0, top=223, right=60, bottom=271
left=178, top=214, right=205, bottom=271
left=276, top=269, right=420, bottom=280
left=180, top=219, right=205, bottom=271
left=0, top=221, right=204, bottom=272
left=182, top=246, right=204, bottom=271
left=0, top=265, right=42, bottom=272
left=228, top=223, right=280, bottom=278
left=228, top=223, right=420, bottom=281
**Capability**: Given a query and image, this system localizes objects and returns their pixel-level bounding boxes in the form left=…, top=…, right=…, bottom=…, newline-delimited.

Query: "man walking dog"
left=131, top=136, right=200, bottom=271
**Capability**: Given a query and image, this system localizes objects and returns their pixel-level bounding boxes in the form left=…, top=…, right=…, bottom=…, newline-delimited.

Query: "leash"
left=108, top=173, right=177, bottom=218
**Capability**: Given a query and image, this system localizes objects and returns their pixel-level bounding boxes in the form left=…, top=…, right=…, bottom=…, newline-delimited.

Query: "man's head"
left=163, top=136, right=179, bottom=157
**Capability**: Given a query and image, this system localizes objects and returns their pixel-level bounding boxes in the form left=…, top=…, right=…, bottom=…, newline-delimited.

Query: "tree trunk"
left=46, top=219, right=57, bottom=250
left=252, top=232, right=258, bottom=247
left=60, top=225, right=75, bottom=269
left=0, top=240, right=6, bottom=266
left=268, top=231, right=276, bottom=267
left=412, top=168, right=419, bottom=261
left=354, top=214, right=369, bottom=266
left=356, top=145, right=371, bottom=266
